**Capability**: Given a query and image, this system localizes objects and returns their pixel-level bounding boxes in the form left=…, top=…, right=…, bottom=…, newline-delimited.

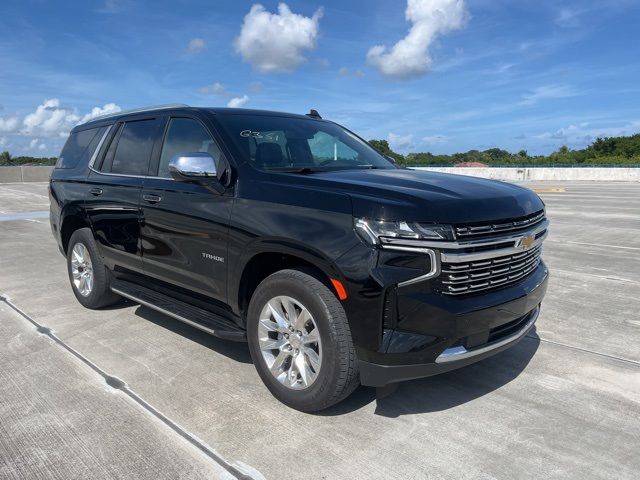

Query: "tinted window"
left=216, top=114, right=394, bottom=171
left=98, top=123, right=123, bottom=172
left=56, top=126, right=106, bottom=169
left=158, top=118, right=224, bottom=178
left=110, top=119, right=161, bottom=175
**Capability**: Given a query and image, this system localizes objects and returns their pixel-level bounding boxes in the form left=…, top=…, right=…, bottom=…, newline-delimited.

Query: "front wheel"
left=247, top=269, right=359, bottom=412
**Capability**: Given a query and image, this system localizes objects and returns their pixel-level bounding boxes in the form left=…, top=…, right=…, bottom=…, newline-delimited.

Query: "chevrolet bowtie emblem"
left=516, top=235, right=536, bottom=251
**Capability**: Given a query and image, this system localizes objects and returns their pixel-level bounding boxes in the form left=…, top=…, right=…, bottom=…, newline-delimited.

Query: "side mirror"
left=168, top=152, right=225, bottom=194
left=384, top=155, right=397, bottom=164
left=169, top=152, right=217, bottom=180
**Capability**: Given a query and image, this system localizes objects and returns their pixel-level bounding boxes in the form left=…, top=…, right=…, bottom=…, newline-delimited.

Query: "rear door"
left=139, top=116, right=232, bottom=303
left=86, top=117, right=164, bottom=274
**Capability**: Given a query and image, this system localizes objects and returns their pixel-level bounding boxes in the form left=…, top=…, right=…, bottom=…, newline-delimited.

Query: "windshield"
left=215, top=114, right=395, bottom=172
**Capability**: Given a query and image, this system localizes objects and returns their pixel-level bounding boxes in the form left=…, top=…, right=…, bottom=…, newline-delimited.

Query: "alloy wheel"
left=258, top=295, right=322, bottom=390
left=70, top=243, right=94, bottom=297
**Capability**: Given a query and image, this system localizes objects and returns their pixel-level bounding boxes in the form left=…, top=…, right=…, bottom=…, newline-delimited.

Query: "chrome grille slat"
left=441, top=258, right=541, bottom=295
left=455, top=211, right=545, bottom=239
left=442, top=246, right=541, bottom=275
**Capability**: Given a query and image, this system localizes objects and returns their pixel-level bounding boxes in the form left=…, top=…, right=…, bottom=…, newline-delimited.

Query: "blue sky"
left=1, top=0, right=639, bottom=157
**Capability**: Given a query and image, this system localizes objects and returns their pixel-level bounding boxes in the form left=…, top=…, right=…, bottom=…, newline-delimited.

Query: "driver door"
left=140, top=116, right=232, bottom=303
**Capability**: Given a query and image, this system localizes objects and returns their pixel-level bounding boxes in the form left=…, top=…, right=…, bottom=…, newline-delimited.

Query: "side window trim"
left=94, top=122, right=123, bottom=173
left=110, top=118, right=162, bottom=176
left=148, top=114, right=170, bottom=177
left=90, top=117, right=164, bottom=178
left=87, top=124, right=113, bottom=169
left=86, top=115, right=231, bottom=181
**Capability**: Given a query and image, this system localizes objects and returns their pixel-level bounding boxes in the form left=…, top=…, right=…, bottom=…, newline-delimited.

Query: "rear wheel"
left=67, top=228, right=120, bottom=309
left=247, top=269, right=359, bottom=412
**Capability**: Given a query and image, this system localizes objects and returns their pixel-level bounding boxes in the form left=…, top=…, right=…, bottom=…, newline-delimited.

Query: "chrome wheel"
left=258, top=295, right=322, bottom=390
left=70, top=243, right=93, bottom=297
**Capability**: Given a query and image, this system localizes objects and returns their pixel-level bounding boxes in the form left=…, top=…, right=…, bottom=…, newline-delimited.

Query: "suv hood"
left=281, top=168, right=544, bottom=224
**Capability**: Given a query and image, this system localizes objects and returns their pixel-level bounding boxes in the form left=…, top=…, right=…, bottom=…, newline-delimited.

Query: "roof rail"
left=84, top=103, right=190, bottom=124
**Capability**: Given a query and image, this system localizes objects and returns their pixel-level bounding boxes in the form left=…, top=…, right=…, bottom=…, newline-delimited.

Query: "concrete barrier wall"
left=0, top=166, right=54, bottom=183
left=0, top=167, right=24, bottom=183
left=2, top=165, right=639, bottom=183
left=412, top=167, right=640, bottom=181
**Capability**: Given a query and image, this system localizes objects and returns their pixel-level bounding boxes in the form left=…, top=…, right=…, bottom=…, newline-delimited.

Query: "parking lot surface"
left=1, top=181, right=639, bottom=479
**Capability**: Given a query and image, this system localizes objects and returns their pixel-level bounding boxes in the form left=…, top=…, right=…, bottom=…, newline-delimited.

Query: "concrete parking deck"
left=0, top=181, right=639, bottom=479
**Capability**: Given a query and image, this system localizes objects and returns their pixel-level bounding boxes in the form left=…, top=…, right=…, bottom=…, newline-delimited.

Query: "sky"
left=1, top=0, right=639, bottom=157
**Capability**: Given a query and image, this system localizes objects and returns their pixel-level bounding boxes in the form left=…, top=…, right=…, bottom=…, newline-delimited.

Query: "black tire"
left=247, top=269, right=360, bottom=412
left=67, top=228, right=120, bottom=309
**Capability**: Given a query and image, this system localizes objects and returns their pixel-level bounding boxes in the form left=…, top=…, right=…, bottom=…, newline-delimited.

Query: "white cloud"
left=79, top=103, right=121, bottom=123
left=555, top=8, right=582, bottom=27
left=98, top=0, right=125, bottom=14
left=0, top=137, right=7, bottom=147
left=316, top=58, right=330, bottom=69
left=28, top=138, right=46, bottom=151
left=249, top=81, right=264, bottom=93
left=198, top=82, right=226, bottom=95
left=227, top=95, right=249, bottom=108
left=519, top=85, right=580, bottom=105
left=388, top=132, right=415, bottom=151
left=367, top=0, right=469, bottom=79
left=338, top=67, right=366, bottom=78
left=234, top=3, right=323, bottom=73
left=20, top=99, right=121, bottom=138
left=0, top=115, right=19, bottom=133
left=422, top=134, right=449, bottom=145
left=187, top=38, right=207, bottom=54
left=22, top=99, right=80, bottom=137
left=537, top=121, right=640, bottom=143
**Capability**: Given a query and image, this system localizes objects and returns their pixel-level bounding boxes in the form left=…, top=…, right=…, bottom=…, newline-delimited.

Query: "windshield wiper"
left=270, top=167, right=318, bottom=174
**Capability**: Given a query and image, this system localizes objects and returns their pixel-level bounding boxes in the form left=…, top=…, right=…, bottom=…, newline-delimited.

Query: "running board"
left=111, top=280, right=246, bottom=342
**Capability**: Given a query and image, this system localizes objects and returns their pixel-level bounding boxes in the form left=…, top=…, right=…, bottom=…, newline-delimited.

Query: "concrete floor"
left=0, top=181, right=638, bottom=479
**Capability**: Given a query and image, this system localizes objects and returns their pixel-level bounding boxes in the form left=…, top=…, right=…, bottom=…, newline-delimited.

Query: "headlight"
left=355, top=218, right=454, bottom=245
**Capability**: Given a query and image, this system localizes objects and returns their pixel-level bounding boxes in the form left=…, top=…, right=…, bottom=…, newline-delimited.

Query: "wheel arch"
left=60, top=207, right=92, bottom=254
left=232, top=241, right=347, bottom=321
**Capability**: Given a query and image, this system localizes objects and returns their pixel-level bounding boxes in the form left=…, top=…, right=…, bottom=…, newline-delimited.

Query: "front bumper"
left=360, top=305, right=539, bottom=387
left=358, top=265, right=548, bottom=387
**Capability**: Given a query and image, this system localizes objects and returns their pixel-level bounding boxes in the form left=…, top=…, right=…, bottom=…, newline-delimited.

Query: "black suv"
left=50, top=105, right=548, bottom=412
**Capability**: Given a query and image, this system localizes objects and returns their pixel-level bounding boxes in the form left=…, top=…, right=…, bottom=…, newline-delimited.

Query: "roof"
left=76, top=105, right=322, bottom=131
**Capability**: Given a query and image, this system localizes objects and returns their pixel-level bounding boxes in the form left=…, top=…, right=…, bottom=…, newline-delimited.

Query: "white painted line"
left=546, top=239, right=640, bottom=251
left=550, top=268, right=640, bottom=286
left=0, top=185, right=49, bottom=198
left=0, top=294, right=262, bottom=480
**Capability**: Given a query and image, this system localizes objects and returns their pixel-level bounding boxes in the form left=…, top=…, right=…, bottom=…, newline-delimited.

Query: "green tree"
left=0, top=151, right=12, bottom=166
left=368, top=139, right=405, bottom=163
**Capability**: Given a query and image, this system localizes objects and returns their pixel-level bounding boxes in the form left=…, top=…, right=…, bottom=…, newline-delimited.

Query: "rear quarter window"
left=109, top=119, right=162, bottom=176
left=56, top=126, right=107, bottom=169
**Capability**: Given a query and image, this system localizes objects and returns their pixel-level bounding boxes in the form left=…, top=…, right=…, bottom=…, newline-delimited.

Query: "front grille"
left=439, top=245, right=542, bottom=295
left=455, top=210, right=545, bottom=239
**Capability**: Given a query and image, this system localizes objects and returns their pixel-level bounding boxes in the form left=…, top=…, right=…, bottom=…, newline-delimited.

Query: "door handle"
left=143, top=194, right=162, bottom=204
left=89, top=188, right=103, bottom=196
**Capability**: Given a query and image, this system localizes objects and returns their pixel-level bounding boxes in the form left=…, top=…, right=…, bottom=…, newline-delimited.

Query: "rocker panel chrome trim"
left=111, top=287, right=219, bottom=337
